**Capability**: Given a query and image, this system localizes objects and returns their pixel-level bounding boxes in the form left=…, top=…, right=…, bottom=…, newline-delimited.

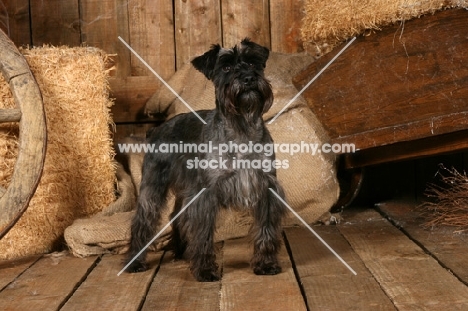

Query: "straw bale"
left=301, top=0, right=468, bottom=56
left=0, top=46, right=116, bottom=260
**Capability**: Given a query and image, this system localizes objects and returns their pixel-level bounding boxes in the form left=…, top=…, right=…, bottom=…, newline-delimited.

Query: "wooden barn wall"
left=5, top=0, right=465, bottom=202
left=0, top=0, right=305, bottom=125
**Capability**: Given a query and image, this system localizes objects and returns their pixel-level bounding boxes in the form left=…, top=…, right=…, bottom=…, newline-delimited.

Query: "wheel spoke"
left=0, top=108, right=21, bottom=123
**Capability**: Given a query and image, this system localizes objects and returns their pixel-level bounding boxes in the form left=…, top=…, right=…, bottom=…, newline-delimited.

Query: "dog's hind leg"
left=169, top=196, right=187, bottom=259
left=124, top=158, right=171, bottom=273
left=250, top=178, right=287, bottom=275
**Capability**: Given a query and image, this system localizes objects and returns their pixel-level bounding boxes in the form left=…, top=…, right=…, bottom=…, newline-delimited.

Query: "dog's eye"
left=222, top=66, right=231, bottom=72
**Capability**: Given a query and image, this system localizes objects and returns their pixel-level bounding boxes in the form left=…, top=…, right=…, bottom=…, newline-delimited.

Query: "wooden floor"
left=2, top=200, right=468, bottom=310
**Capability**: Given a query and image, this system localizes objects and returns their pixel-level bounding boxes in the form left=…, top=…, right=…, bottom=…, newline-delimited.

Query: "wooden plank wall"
left=2, top=1, right=467, bottom=199
left=0, top=0, right=305, bottom=125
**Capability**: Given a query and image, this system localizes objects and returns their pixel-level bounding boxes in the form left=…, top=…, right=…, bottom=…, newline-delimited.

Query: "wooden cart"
left=294, top=9, right=468, bottom=209
left=0, top=29, right=46, bottom=238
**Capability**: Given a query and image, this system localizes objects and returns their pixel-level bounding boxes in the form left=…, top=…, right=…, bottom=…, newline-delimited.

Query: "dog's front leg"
left=250, top=180, right=286, bottom=275
left=183, top=189, right=220, bottom=282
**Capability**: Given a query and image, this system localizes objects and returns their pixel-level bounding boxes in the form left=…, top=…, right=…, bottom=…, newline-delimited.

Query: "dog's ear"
left=191, top=44, right=221, bottom=80
left=240, top=38, right=269, bottom=67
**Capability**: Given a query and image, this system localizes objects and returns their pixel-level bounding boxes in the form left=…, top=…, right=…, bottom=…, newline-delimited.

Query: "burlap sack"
left=64, top=52, right=340, bottom=257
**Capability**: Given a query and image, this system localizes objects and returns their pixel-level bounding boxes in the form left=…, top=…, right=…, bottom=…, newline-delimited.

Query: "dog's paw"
left=253, top=262, right=282, bottom=275
left=194, top=269, right=220, bottom=282
left=125, top=260, right=148, bottom=273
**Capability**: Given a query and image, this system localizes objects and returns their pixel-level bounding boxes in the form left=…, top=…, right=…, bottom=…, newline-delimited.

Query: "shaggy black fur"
left=124, top=38, right=287, bottom=282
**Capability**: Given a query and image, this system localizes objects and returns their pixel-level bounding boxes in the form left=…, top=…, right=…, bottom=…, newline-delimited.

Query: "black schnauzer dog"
left=125, top=38, right=287, bottom=282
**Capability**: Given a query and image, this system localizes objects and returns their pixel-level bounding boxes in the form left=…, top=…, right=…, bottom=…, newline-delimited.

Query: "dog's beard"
left=238, top=90, right=262, bottom=112
left=221, top=78, right=273, bottom=118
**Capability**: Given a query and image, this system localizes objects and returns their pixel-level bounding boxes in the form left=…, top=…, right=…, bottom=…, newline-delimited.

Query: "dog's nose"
left=243, top=75, right=255, bottom=85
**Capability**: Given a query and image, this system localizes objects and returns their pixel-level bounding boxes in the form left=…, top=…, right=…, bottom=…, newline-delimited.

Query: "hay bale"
left=301, top=1, right=468, bottom=56
left=0, top=46, right=116, bottom=260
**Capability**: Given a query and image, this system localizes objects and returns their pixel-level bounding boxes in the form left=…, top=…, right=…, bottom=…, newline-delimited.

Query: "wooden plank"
left=221, top=0, right=270, bottom=48
left=338, top=207, right=468, bottom=309
left=174, top=0, right=222, bottom=68
left=128, top=0, right=175, bottom=79
left=0, top=252, right=99, bottom=310
left=30, top=0, right=80, bottom=46
left=336, top=112, right=468, bottom=152
left=1, top=0, right=31, bottom=46
left=293, top=9, right=468, bottom=151
left=79, top=0, right=131, bottom=77
left=220, top=236, right=306, bottom=311
left=344, top=129, right=468, bottom=169
left=0, top=255, right=40, bottom=291
left=142, top=251, right=220, bottom=310
left=269, top=0, right=305, bottom=53
left=377, top=200, right=468, bottom=285
left=109, top=76, right=160, bottom=123
left=114, top=123, right=158, bottom=142
left=284, top=226, right=396, bottom=310
left=62, top=253, right=161, bottom=310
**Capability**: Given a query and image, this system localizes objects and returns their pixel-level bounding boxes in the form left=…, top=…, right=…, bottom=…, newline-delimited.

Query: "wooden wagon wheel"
left=0, top=29, right=47, bottom=239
